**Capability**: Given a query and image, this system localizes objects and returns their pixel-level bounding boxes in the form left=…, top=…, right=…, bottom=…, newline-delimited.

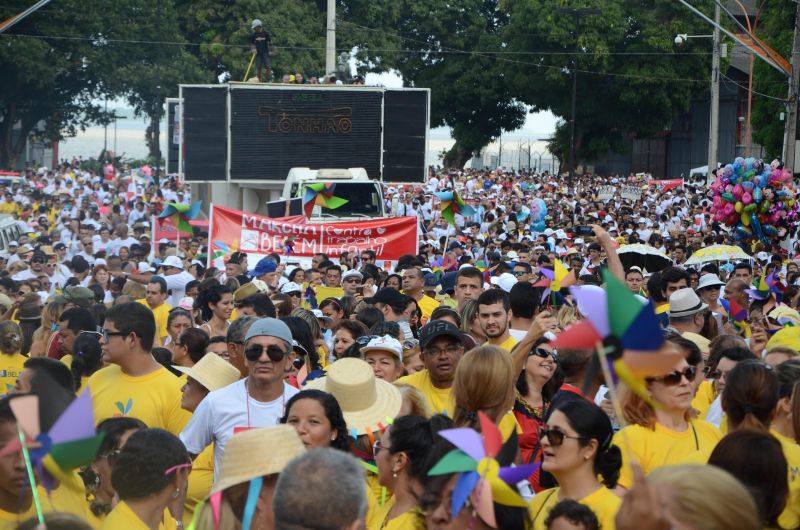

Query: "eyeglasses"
left=647, top=366, right=696, bottom=386
left=80, top=331, right=103, bottom=339
left=373, top=439, right=391, bottom=455
left=424, top=345, right=462, bottom=357
left=402, top=339, right=418, bottom=351
left=530, top=347, right=556, bottom=360
left=101, top=329, right=128, bottom=341
left=513, top=271, right=527, bottom=277
left=355, top=335, right=379, bottom=346
left=244, top=344, right=288, bottom=362
left=99, top=449, right=122, bottom=467
left=287, top=291, right=302, bottom=298
left=538, top=427, right=587, bottom=447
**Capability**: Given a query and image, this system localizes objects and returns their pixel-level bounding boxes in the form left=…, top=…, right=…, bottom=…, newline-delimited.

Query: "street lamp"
left=558, top=7, right=600, bottom=188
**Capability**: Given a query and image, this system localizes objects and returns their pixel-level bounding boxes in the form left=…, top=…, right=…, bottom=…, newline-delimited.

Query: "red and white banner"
left=649, top=179, right=684, bottom=192
left=209, top=204, right=418, bottom=262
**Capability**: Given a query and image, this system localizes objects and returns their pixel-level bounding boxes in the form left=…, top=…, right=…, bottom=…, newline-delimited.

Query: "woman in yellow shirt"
left=82, top=417, right=147, bottom=527
left=614, top=357, right=722, bottom=489
left=0, top=322, right=27, bottom=394
left=529, top=399, right=622, bottom=530
left=372, top=415, right=452, bottom=530
left=773, top=360, right=800, bottom=444
left=101, top=428, right=188, bottom=530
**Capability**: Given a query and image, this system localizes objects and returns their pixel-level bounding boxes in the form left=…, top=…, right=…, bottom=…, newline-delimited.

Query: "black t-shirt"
left=252, top=30, right=271, bottom=54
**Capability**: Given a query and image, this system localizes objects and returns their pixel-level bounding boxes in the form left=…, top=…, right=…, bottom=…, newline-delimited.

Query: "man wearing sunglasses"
left=89, top=302, right=190, bottom=435
left=180, top=318, right=299, bottom=478
left=11, top=249, right=47, bottom=282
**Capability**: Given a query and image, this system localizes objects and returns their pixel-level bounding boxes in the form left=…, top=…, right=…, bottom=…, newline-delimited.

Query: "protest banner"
left=649, top=179, right=684, bottom=193
left=620, top=185, right=642, bottom=201
left=208, top=205, right=418, bottom=267
left=597, top=186, right=615, bottom=201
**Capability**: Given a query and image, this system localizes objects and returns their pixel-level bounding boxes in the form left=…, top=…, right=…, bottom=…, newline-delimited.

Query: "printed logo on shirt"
left=115, top=398, right=133, bottom=416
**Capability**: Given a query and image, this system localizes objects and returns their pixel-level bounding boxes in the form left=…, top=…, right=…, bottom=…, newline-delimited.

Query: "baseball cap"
left=360, top=335, right=403, bottom=362
left=249, top=257, right=277, bottom=277
left=447, top=241, right=463, bottom=251
left=341, top=269, right=363, bottom=282
left=280, top=282, right=303, bottom=294
left=419, top=320, right=464, bottom=349
left=55, top=286, right=95, bottom=308
left=161, top=255, right=184, bottom=270
left=365, top=288, right=407, bottom=308
left=244, top=317, right=293, bottom=344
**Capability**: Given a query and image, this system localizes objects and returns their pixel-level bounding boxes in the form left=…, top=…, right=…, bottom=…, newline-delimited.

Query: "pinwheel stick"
left=17, top=428, right=45, bottom=525
left=595, top=341, right=636, bottom=469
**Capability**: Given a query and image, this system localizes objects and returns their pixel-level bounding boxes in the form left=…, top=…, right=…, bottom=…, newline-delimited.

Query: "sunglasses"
left=31, top=259, right=45, bottom=264
left=100, top=448, right=122, bottom=467
left=538, top=427, right=587, bottom=447
left=372, top=439, right=390, bottom=455
left=530, top=347, right=556, bottom=360
left=647, top=366, right=696, bottom=386
left=355, top=335, right=380, bottom=346
left=244, top=344, right=288, bottom=362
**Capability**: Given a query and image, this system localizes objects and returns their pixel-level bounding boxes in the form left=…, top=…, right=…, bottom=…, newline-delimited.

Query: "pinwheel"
left=211, top=239, right=239, bottom=262
left=428, top=412, right=538, bottom=528
left=158, top=201, right=203, bottom=235
left=435, top=190, right=475, bottom=225
left=302, top=182, right=348, bottom=218
left=746, top=272, right=785, bottom=302
left=0, top=390, right=104, bottom=523
left=551, top=270, right=683, bottom=404
left=277, top=236, right=295, bottom=255
left=535, top=260, right=575, bottom=305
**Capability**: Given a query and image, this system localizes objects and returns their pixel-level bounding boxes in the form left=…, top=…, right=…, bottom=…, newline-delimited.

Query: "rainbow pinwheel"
left=3, top=392, right=104, bottom=472
left=158, top=201, right=203, bottom=234
left=212, top=239, right=239, bottom=262
left=435, top=190, right=475, bottom=225
left=551, top=270, right=683, bottom=395
left=302, top=182, right=348, bottom=218
left=535, top=261, right=576, bottom=305
left=746, top=272, right=784, bottom=302
left=428, top=412, right=538, bottom=528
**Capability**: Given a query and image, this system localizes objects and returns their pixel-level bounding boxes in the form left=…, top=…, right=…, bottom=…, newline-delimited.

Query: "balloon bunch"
left=710, top=158, right=796, bottom=244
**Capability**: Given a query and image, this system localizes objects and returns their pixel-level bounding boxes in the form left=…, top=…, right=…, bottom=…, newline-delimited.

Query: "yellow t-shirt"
left=614, top=420, right=723, bottom=489
left=397, top=370, right=453, bottom=416
left=486, top=335, right=519, bottom=353
left=773, top=430, right=800, bottom=530
left=691, top=379, right=716, bottom=419
left=410, top=294, right=440, bottom=322
left=0, top=503, right=35, bottom=530
left=38, top=467, right=91, bottom=522
left=0, top=352, right=27, bottom=394
left=184, top=445, right=215, bottom=527
left=100, top=501, right=177, bottom=530
left=87, top=364, right=191, bottom=435
left=529, top=486, right=621, bottom=530
left=368, top=496, right=425, bottom=530
left=136, top=299, right=172, bottom=345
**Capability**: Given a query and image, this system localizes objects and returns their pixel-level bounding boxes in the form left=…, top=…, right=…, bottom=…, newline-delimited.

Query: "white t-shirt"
left=163, top=270, right=195, bottom=306
left=180, top=379, right=299, bottom=481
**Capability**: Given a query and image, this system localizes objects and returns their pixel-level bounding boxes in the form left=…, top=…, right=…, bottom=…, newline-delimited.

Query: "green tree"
left=0, top=0, right=201, bottom=167
left=341, top=0, right=527, bottom=167
left=501, top=0, right=715, bottom=171
left=749, top=2, right=795, bottom=160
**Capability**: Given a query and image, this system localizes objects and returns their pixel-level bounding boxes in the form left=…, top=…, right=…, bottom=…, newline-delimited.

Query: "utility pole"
left=103, top=100, right=108, bottom=153
left=498, top=136, right=503, bottom=168
left=153, top=0, right=162, bottom=185
left=326, top=0, right=336, bottom=76
left=783, top=1, right=800, bottom=172
left=707, top=1, right=720, bottom=178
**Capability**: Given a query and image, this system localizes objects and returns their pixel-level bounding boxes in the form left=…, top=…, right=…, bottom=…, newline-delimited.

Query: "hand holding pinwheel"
left=302, top=182, right=348, bottom=218
left=435, top=190, right=475, bottom=225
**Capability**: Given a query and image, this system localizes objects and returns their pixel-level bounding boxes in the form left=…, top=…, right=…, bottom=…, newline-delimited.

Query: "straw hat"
left=173, top=353, right=240, bottom=392
left=305, top=357, right=402, bottom=435
left=212, top=425, right=305, bottom=494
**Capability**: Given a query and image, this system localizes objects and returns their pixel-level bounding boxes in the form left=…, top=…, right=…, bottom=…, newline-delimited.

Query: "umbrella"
left=617, top=244, right=673, bottom=272
left=684, top=244, right=753, bottom=266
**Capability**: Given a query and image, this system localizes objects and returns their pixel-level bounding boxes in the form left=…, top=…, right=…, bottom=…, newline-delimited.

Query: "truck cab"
left=282, top=167, right=386, bottom=221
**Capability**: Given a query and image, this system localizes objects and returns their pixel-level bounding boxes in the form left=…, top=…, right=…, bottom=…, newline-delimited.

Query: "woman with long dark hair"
left=280, top=389, right=350, bottom=451
left=195, top=283, right=233, bottom=339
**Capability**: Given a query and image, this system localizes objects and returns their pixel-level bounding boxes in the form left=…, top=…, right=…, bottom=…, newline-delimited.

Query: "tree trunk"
left=145, top=116, right=161, bottom=162
left=443, top=142, right=473, bottom=168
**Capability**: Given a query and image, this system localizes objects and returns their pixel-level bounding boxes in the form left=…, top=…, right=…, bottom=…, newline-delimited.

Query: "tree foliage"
left=749, top=2, right=795, bottom=160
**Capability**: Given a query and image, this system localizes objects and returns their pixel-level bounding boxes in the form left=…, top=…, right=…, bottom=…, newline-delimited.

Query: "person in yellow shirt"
left=0, top=399, right=35, bottom=530
left=172, top=351, right=240, bottom=527
left=401, top=267, right=440, bottom=323
left=529, top=399, right=622, bottom=530
left=476, top=289, right=518, bottom=352
left=100, top=428, right=187, bottom=530
left=397, top=320, right=466, bottom=416
left=136, top=277, right=173, bottom=346
left=88, top=302, right=190, bottom=435
left=0, top=322, right=27, bottom=394
left=614, top=358, right=722, bottom=489
left=371, top=415, right=447, bottom=530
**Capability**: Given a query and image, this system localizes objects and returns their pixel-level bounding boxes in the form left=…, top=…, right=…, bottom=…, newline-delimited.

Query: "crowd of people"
left=0, top=160, right=798, bottom=530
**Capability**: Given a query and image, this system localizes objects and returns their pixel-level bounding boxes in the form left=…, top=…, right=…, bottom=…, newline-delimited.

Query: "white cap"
left=574, top=238, right=585, bottom=245
left=555, top=229, right=568, bottom=239
left=310, top=309, right=333, bottom=322
left=341, top=269, right=363, bottom=282
left=94, top=258, right=107, bottom=267
left=161, top=255, right=184, bottom=270
left=8, top=241, right=17, bottom=247
left=756, top=251, right=770, bottom=262
left=505, top=250, right=520, bottom=261
left=495, top=272, right=517, bottom=293
left=359, top=335, right=403, bottom=362
left=281, top=282, right=303, bottom=294
left=137, top=262, right=150, bottom=273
